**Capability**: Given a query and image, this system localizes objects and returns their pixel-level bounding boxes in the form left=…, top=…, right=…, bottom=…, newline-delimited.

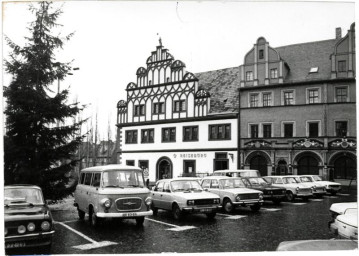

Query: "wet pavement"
left=7, top=189, right=358, bottom=254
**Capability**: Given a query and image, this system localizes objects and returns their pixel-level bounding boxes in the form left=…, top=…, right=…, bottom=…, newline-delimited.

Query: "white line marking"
left=55, top=221, right=118, bottom=250
left=337, top=193, right=350, bottom=196
left=62, top=220, right=79, bottom=224
left=262, top=208, right=281, bottom=212
left=146, top=218, right=196, bottom=231
left=216, top=213, right=247, bottom=219
left=311, top=199, right=324, bottom=202
left=281, top=202, right=307, bottom=205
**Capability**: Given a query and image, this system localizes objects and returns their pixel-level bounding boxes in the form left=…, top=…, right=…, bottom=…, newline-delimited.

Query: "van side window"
left=202, top=179, right=210, bottom=189
left=211, top=179, right=219, bottom=188
left=84, top=173, right=93, bottom=185
left=80, top=173, right=86, bottom=184
left=92, top=173, right=101, bottom=187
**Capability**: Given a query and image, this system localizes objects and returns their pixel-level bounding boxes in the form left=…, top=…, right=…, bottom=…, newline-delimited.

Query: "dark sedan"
left=241, top=177, right=286, bottom=204
left=4, top=185, right=55, bottom=253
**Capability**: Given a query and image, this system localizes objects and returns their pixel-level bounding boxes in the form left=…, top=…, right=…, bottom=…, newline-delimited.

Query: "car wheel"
left=206, top=212, right=216, bottom=220
left=223, top=198, right=234, bottom=213
left=89, top=209, right=100, bottom=227
left=272, top=199, right=282, bottom=205
left=172, top=204, right=183, bottom=220
left=250, top=204, right=261, bottom=212
left=286, top=191, right=294, bottom=201
left=135, top=217, right=145, bottom=226
left=78, top=208, right=85, bottom=220
left=151, top=203, right=158, bottom=216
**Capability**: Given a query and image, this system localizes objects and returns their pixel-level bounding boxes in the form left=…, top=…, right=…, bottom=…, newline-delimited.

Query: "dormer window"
left=259, top=49, right=264, bottom=59
left=309, top=67, right=319, bottom=73
left=338, top=61, right=346, bottom=72
left=246, top=71, right=253, bottom=81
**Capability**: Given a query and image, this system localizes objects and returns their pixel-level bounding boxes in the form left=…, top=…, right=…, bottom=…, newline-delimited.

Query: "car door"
left=209, top=179, right=221, bottom=196
left=161, top=182, right=172, bottom=210
left=152, top=181, right=164, bottom=209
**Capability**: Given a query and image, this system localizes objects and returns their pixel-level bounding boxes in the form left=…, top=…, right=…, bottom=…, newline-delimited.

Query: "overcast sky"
left=2, top=0, right=355, bottom=141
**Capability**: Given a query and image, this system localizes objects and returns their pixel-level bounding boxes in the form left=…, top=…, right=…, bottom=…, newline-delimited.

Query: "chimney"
left=336, top=27, right=342, bottom=39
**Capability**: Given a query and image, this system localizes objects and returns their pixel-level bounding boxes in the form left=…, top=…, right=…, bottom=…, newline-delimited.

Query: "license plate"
left=200, top=209, right=212, bottom=213
left=6, top=242, right=26, bottom=249
left=122, top=212, right=137, bottom=217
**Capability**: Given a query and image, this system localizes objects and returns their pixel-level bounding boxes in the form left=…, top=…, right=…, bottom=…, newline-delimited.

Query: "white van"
left=74, top=165, right=152, bottom=227
left=213, top=169, right=261, bottom=178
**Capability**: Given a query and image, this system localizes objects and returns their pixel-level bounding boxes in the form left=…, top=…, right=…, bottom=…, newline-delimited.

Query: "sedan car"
left=329, top=202, right=358, bottom=237
left=241, top=177, right=286, bottom=204
left=287, top=175, right=326, bottom=197
left=151, top=178, right=221, bottom=220
left=201, top=176, right=263, bottom=213
left=300, top=175, right=341, bottom=195
left=263, top=176, right=313, bottom=201
left=330, top=208, right=358, bottom=240
left=4, top=185, right=54, bottom=253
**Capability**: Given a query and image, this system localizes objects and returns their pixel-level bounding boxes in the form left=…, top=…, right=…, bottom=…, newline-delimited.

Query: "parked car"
left=330, top=207, right=358, bottom=240
left=213, top=169, right=261, bottom=178
left=299, top=175, right=341, bottom=195
left=4, top=185, right=54, bottom=253
left=74, top=165, right=153, bottom=227
left=201, top=176, right=263, bottom=213
left=263, top=176, right=313, bottom=201
left=151, top=178, right=221, bottom=220
left=286, top=175, right=326, bottom=197
left=241, top=177, right=286, bottom=204
left=329, top=202, right=358, bottom=234
left=276, top=239, right=358, bottom=251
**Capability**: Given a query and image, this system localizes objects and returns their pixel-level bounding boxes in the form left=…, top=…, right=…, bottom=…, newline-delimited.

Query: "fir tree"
left=4, top=2, right=86, bottom=200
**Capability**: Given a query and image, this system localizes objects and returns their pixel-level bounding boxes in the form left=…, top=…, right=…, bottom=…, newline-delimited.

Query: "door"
left=250, top=155, right=268, bottom=176
left=297, top=156, right=319, bottom=175
left=183, top=160, right=196, bottom=177
left=157, top=158, right=173, bottom=180
left=334, top=156, right=356, bottom=179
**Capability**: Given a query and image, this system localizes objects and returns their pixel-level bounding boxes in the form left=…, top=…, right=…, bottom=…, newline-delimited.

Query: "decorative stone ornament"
left=245, top=140, right=271, bottom=148
left=293, top=138, right=323, bottom=148
left=329, top=138, right=356, bottom=148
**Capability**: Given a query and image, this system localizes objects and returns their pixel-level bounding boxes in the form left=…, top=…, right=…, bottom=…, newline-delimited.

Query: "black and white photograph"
left=1, top=0, right=358, bottom=255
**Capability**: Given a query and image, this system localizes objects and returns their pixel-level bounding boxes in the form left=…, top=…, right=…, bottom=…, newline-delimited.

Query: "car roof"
left=214, top=169, right=259, bottom=173
left=80, top=164, right=142, bottom=172
left=5, top=184, right=42, bottom=189
left=202, top=176, right=242, bottom=180
left=156, top=177, right=202, bottom=182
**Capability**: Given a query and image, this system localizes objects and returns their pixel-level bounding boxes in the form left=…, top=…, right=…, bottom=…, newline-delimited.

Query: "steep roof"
left=276, top=39, right=337, bottom=83
left=195, top=67, right=240, bottom=113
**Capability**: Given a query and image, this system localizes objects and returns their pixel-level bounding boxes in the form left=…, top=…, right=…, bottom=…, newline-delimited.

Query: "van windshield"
left=102, top=170, right=145, bottom=188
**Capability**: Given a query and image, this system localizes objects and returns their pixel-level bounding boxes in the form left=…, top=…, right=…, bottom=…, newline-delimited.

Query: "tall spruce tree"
left=4, top=2, right=86, bottom=200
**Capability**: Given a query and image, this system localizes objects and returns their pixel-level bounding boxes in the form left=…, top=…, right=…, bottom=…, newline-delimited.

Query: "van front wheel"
left=78, top=209, right=85, bottom=220
left=136, top=217, right=145, bottom=226
left=89, top=210, right=100, bottom=227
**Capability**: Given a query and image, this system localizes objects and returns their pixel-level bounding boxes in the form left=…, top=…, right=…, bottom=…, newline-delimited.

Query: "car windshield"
left=171, top=180, right=202, bottom=192
left=283, top=177, right=299, bottom=184
left=220, top=179, right=246, bottom=189
left=4, top=188, right=44, bottom=205
left=313, top=176, right=323, bottom=181
left=102, top=170, right=145, bottom=188
left=248, top=178, right=268, bottom=185
left=300, top=177, right=312, bottom=182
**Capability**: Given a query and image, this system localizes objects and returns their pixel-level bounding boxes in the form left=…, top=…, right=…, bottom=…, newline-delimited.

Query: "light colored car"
left=201, top=176, right=263, bottom=213
left=330, top=208, right=358, bottom=240
left=287, top=175, right=326, bottom=197
left=300, top=175, right=341, bottom=195
left=213, top=169, right=261, bottom=178
left=263, top=176, right=313, bottom=201
left=74, top=165, right=153, bottom=227
left=276, top=239, right=358, bottom=251
left=329, top=202, right=358, bottom=235
left=151, top=178, right=221, bottom=220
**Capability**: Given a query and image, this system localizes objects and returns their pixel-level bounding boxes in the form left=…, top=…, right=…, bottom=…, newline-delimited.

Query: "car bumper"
left=233, top=199, right=264, bottom=206
left=5, top=230, right=54, bottom=249
left=96, top=210, right=153, bottom=218
left=312, top=190, right=326, bottom=196
left=296, top=193, right=312, bottom=198
left=263, top=195, right=286, bottom=199
left=182, top=205, right=222, bottom=213
left=326, top=187, right=342, bottom=193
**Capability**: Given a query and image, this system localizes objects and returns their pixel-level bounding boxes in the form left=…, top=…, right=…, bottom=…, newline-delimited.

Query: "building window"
left=174, top=100, right=186, bottom=112
left=283, top=123, right=294, bottom=138
left=308, top=89, right=319, bottom=104
left=125, top=130, right=138, bottom=144
left=153, top=102, right=165, bottom=114
left=141, top=129, right=154, bottom=143
left=126, top=160, right=135, bottom=166
left=283, top=91, right=294, bottom=105
left=270, top=68, right=278, bottom=79
left=336, top=121, right=348, bottom=137
left=263, top=124, right=272, bottom=138
left=250, top=124, right=259, bottom=138
left=308, top=122, right=319, bottom=137
left=162, top=127, right=176, bottom=142
left=250, top=94, right=259, bottom=107
left=134, top=104, right=145, bottom=116
left=338, top=60, right=346, bottom=72
left=259, top=49, right=264, bottom=59
left=336, top=87, right=348, bottom=102
left=246, top=71, right=253, bottom=81
left=183, top=126, right=198, bottom=141
left=209, top=124, right=231, bottom=140
left=262, top=93, right=272, bottom=107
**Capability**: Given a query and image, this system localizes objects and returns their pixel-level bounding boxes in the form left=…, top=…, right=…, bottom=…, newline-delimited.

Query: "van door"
left=83, top=172, right=93, bottom=213
left=89, top=173, right=101, bottom=213
left=75, top=172, right=86, bottom=211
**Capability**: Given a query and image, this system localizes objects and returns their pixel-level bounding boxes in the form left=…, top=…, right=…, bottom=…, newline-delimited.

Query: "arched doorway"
left=333, top=155, right=356, bottom=179
left=276, top=160, right=288, bottom=175
left=250, top=155, right=268, bottom=176
left=156, top=157, right=173, bottom=180
left=297, top=155, right=319, bottom=175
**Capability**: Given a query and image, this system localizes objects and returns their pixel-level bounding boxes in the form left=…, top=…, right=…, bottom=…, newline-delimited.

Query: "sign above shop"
left=174, top=153, right=208, bottom=159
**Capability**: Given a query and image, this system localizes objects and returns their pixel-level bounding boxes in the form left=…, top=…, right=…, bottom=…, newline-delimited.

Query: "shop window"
left=125, top=130, right=138, bottom=144
left=162, top=127, right=176, bottom=142
left=183, top=126, right=198, bottom=141
left=209, top=124, right=231, bottom=140
left=183, top=160, right=196, bottom=177
left=214, top=152, right=228, bottom=171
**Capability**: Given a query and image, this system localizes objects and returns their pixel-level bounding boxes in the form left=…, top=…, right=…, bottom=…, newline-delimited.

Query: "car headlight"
left=187, top=200, right=194, bottom=206
left=145, top=197, right=152, bottom=206
left=18, top=225, right=26, bottom=234
left=27, top=222, right=35, bottom=232
left=5, top=227, right=8, bottom=236
left=235, top=195, right=241, bottom=201
left=104, top=199, right=112, bottom=208
left=296, top=187, right=299, bottom=192
left=213, top=198, right=220, bottom=204
left=41, top=221, right=51, bottom=231
left=259, top=193, right=263, bottom=200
